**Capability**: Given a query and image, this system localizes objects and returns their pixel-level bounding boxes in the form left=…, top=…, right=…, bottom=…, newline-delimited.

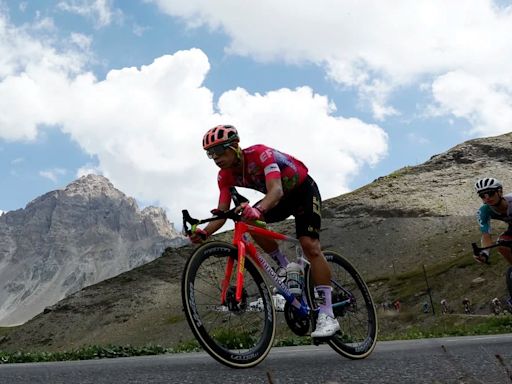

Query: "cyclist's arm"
left=202, top=201, right=230, bottom=236
left=481, top=232, right=493, bottom=248
left=257, top=177, right=284, bottom=213
left=477, top=206, right=493, bottom=247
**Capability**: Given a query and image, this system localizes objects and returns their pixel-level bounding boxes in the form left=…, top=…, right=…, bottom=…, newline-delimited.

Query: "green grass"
left=3, top=313, right=511, bottom=364
left=379, top=313, right=512, bottom=341
left=0, top=341, right=203, bottom=364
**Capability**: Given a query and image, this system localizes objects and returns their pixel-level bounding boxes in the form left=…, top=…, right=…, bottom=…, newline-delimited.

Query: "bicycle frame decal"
left=255, top=250, right=300, bottom=307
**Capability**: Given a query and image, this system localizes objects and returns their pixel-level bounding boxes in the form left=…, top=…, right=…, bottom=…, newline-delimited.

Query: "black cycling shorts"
left=262, top=175, right=322, bottom=239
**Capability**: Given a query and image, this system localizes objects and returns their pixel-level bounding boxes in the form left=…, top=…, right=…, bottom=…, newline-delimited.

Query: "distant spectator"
left=491, top=297, right=502, bottom=315
left=462, top=297, right=471, bottom=314
left=440, top=299, right=450, bottom=314
left=393, top=299, right=401, bottom=312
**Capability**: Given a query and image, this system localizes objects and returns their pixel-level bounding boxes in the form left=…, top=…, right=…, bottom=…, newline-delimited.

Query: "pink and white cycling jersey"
left=218, top=144, right=309, bottom=205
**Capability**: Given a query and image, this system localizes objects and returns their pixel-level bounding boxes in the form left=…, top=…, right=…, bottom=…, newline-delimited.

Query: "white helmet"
left=474, top=177, right=502, bottom=193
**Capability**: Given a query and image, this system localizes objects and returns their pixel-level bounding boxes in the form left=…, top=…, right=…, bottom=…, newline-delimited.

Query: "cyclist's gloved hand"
left=190, top=227, right=208, bottom=244
left=474, top=249, right=489, bottom=264
left=241, top=203, right=263, bottom=221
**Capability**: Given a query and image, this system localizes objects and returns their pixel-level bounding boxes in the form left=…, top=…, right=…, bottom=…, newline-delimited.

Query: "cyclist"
left=491, top=297, right=502, bottom=315
left=462, top=297, right=471, bottom=314
left=474, top=177, right=512, bottom=306
left=440, top=298, right=449, bottom=314
left=189, top=124, right=340, bottom=338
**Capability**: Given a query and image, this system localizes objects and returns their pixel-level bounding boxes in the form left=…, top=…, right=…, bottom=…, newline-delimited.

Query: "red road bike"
left=181, top=187, right=378, bottom=368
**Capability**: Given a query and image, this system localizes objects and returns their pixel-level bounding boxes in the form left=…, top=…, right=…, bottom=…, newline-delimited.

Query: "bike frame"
left=225, top=220, right=311, bottom=317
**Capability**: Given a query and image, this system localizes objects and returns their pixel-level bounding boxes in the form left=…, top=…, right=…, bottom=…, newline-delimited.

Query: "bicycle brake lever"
left=471, top=242, right=491, bottom=264
left=182, top=209, right=199, bottom=236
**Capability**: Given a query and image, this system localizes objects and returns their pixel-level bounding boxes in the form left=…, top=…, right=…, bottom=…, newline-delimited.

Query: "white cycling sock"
left=316, top=285, right=334, bottom=318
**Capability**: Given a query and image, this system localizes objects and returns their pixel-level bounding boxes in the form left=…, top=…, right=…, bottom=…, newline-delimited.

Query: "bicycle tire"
left=305, top=250, right=378, bottom=359
left=181, top=241, right=276, bottom=368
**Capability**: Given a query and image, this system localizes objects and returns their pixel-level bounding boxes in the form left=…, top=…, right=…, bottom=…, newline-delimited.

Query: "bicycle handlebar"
left=471, top=240, right=512, bottom=265
left=182, top=187, right=264, bottom=237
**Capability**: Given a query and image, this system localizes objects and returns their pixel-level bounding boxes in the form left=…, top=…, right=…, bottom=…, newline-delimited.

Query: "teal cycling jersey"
left=476, top=194, right=512, bottom=233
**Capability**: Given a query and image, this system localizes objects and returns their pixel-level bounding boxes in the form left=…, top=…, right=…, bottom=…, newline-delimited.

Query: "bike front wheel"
left=181, top=241, right=276, bottom=368
left=306, top=250, right=378, bottom=359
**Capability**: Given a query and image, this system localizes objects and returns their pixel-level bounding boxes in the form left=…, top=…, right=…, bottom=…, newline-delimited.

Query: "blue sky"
left=1, top=1, right=511, bottom=227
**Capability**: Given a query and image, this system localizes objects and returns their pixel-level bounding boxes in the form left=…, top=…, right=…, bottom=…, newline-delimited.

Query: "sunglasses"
left=478, top=190, right=497, bottom=199
left=206, top=144, right=231, bottom=158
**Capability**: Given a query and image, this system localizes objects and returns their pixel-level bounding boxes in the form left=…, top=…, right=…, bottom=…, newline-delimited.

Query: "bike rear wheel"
left=181, top=241, right=276, bottom=368
left=306, top=250, right=378, bottom=359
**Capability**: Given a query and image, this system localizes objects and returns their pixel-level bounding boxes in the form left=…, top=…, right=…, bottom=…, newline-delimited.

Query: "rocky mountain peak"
left=0, top=175, right=185, bottom=326
left=64, top=174, right=124, bottom=200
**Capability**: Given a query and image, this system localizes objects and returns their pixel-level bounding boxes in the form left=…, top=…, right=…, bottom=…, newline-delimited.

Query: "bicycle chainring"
left=284, top=301, right=310, bottom=336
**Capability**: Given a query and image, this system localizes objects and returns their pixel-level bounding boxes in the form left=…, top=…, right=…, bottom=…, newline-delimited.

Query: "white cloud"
left=149, top=0, right=512, bottom=127
left=69, top=33, right=92, bottom=51
left=431, top=70, right=512, bottom=136
left=57, top=51, right=386, bottom=225
left=217, top=87, right=387, bottom=196
left=57, top=0, right=121, bottom=28
left=39, top=168, right=67, bottom=183
left=0, top=12, right=89, bottom=141
left=0, top=8, right=388, bottom=226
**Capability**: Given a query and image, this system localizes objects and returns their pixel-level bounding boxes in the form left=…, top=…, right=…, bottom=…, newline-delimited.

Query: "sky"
left=1, top=0, right=512, bottom=227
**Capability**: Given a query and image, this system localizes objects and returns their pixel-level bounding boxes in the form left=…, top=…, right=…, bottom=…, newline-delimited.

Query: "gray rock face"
left=325, top=132, right=512, bottom=219
left=0, top=174, right=185, bottom=326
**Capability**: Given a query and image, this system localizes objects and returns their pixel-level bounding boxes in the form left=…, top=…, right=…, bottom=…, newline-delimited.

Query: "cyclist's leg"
left=294, top=177, right=339, bottom=336
left=300, top=236, right=331, bottom=286
left=293, top=177, right=331, bottom=291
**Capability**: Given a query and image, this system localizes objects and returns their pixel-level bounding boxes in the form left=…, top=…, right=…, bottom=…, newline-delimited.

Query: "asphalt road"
left=1, top=334, right=511, bottom=384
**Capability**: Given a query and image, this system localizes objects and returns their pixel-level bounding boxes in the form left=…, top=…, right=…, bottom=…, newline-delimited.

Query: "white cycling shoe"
left=311, top=313, right=340, bottom=338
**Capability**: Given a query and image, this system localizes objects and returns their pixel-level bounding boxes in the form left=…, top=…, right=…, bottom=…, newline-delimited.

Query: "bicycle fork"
left=220, top=239, right=249, bottom=305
